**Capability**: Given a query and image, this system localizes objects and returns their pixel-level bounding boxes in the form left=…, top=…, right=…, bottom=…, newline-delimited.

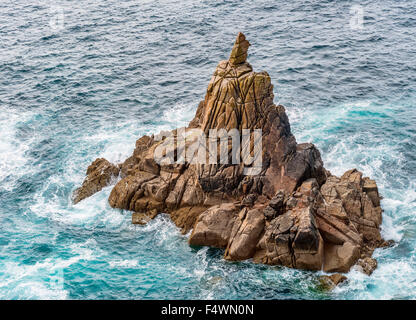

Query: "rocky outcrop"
left=73, top=32, right=388, bottom=274
left=72, top=158, right=119, bottom=204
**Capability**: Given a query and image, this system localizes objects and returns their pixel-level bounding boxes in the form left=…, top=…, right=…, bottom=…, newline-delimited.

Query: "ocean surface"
left=0, top=0, right=415, bottom=299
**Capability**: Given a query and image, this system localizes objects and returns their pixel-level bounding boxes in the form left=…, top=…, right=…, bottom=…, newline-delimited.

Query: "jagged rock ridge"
left=73, top=32, right=390, bottom=274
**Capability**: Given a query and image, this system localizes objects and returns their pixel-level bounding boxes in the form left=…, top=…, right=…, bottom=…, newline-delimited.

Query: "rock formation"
left=73, top=32, right=389, bottom=274
left=318, top=273, right=347, bottom=290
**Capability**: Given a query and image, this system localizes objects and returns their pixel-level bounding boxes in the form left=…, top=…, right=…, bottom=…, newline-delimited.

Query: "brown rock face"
left=356, top=257, right=378, bottom=275
left=73, top=33, right=387, bottom=274
left=189, top=203, right=238, bottom=248
left=72, top=158, right=120, bottom=204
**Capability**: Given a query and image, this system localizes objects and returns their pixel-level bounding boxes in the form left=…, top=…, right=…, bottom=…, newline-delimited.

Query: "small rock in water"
left=356, top=257, right=378, bottom=275
left=318, top=273, right=347, bottom=290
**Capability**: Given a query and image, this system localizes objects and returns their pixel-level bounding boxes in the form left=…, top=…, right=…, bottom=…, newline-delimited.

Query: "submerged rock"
left=72, top=158, right=119, bottom=204
left=319, top=273, right=348, bottom=290
left=73, top=33, right=388, bottom=274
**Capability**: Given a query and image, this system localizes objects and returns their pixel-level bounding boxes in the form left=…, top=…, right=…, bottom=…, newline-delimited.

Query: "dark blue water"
left=0, top=0, right=415, bottom=299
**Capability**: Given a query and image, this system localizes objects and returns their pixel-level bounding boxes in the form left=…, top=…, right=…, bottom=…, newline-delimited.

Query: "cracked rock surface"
left=73, top=32, right=388, bottom=273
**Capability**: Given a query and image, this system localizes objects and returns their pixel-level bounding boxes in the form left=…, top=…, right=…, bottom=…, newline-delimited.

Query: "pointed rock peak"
left=229, top=32, right=251, bottom=66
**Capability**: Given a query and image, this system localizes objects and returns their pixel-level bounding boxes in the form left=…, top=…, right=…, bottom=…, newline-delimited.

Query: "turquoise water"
left=0, top=0, right=415, bottom=299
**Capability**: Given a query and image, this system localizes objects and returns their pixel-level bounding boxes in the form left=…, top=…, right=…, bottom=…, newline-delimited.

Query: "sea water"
left=0, top=0, right=415, bottom=299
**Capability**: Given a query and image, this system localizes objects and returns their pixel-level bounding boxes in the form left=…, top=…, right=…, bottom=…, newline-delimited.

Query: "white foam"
left=139, top=214, right=186, bottom=249
left=0, top=106, right=37, bottom=191
left=337, top=259, right=416, bottom=299
left=193, top=247, right=210, bottom=280
left=30, top=184, right=131, bottom=235
left=381, top=214, right=403, bottom=242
